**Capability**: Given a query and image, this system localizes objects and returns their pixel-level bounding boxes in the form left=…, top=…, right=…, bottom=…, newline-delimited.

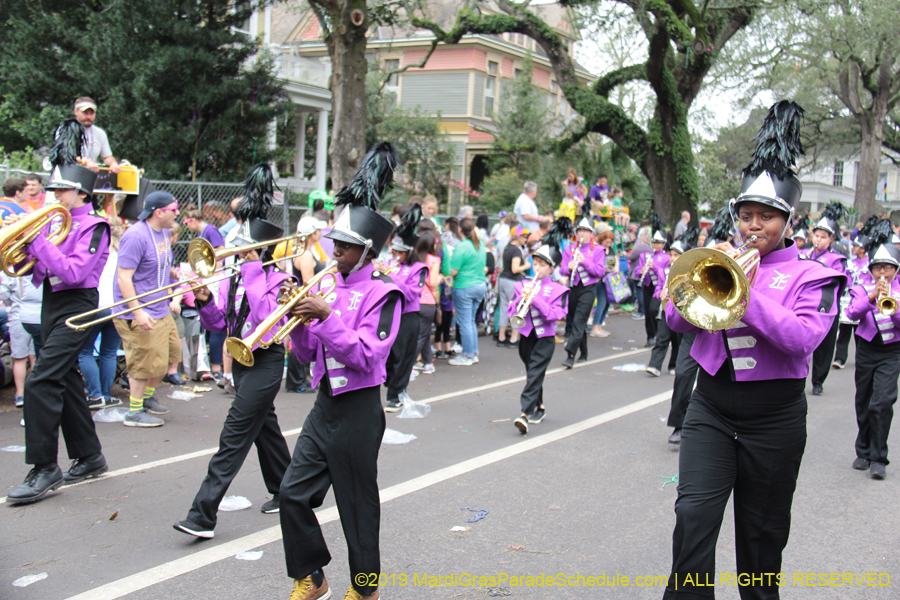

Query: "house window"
left=384, top=59, right=399, bottom=87
left=833, top=161, right=843, bottom=187
left=488, top=60, right=498, bottom=75
left=232, top=1, right=252, bottom=37
left=514, top=68, right=523, bottom=80
left=485, top=75, right=496, bottom=116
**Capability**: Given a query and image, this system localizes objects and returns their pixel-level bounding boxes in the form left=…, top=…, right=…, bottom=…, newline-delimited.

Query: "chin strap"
left=349, top=240, right=373, bottom=274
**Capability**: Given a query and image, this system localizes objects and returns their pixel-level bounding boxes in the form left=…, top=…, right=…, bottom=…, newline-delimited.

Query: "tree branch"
left=593, top=63, right=647, bottom=97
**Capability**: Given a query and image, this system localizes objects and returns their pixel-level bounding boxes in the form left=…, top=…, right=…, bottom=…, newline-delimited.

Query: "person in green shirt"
left=446, top=218, right=487, bottom=366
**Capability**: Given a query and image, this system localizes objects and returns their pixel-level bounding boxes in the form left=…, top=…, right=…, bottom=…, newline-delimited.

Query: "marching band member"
left=661, top=101, right=847, bottom=599
left=7, top=120, right=111, bottom=504
left=559, top=206, right=605, bottom=368
left=383, top=204, right=427, bottom=412
left=173, top=165, right=293, bottom=539
left=833, top=216, right=877, bottom=370
left=634, top=215, right=669, bottom=348
left=644, top=228, right=698, bottom=377
left=510, top=218, right=571, bottom=434
left=846, top=219, right=900, bottom=480
left=790, top=214, right=809, bottom=250
left=803, top=202, right=848, bottom=395
left=279, top=143, right=402, bottom=600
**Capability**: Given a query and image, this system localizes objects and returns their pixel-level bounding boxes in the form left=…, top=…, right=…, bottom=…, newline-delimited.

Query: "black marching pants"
left=644, top=285, right=660, bottom=343
left=663, top=367, right=807, bottom=600
left=834, top=323, right=856, bottom=365
left=286, top=350, right=312, bottom=391
left=811, top=314, right=840, bottom=387
left=517, top=331, right=555, bottom=415
left=416, top=304, right=436, bottom=364
left=186, top=345, right=290, bottom=529
left=565, top=283, right=595, bottom=358
left=385, top=311, right=420, bottom=400
left=24, top=285, right=101, bottom=466
left=280, top=384, right=385, bottom=595
left=667, top=333, right=698, bottom=430
left=853, top=336, right=900, bottom=465
left=648, top=313, right=680, bottom=372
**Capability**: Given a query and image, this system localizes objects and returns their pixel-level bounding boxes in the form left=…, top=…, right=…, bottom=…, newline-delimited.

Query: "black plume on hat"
left=860, top=215, right=880, bottom=238
left=793, top=214, right=810, bottom=233
left=333, top=142, right=399, bottom=210
left=650, top=213, right=663, bottom=235
left=821, top=201, right=847, bottom=225
left=236, top=163, right=277, bottom=222
left=541, top=216, right=574, bottom=249
left=396, top=203, right=422, bottom=241
left=679, top=226, right=699, bottom=249
left=707, top=206, right=733, bottom=243
left=743, top=101, right=805, bottom=180
left=48, top=119, right=87, bottom=170
left=864, top=219, right=893, bottom=252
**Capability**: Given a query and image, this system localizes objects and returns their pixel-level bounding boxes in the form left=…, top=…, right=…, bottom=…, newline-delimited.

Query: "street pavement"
left=0, top=314, right=898, bottom=600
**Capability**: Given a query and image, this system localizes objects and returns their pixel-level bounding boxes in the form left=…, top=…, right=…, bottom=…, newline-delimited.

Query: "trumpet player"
left=7, top=121, right=112, bottom=505
left=560, top=208, right=605, bottom=368
left=384, top=204, right=427, bottom=412
left=510, top=222, right=570, bottom=434
left=803, top=201, right=848, bottom=396
left=279, top=143, right=401, bottom=600
left=845, top=221, right=900, bottom=480
left=832, top=222, right=876, bottom=370
left=173, top=165, right=293, bottom=539
left=661, top=101, right=847, bottom=600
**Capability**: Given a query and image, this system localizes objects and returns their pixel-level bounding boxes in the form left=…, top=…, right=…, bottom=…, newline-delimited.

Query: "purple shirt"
left=849, top=256, right=871, bottom=286
left=653, top=262, right=672, bottom=300
left=289, top=263, right=402, bottom=396
left=847, top=280, right=900, bottom=344
left=198, top=262, right=293, bottom=347
left=802, top=247, right=847, bottom=273
left=114, top=221, right=174, bottom=319
left=507, top=278, right=568, bottom=338
left=635, top=250, right=670, bottom=287
left=27, top=203, right=109, bottom=292
left=589, top=184, right=610, bottom=202
left=201, top=223, right=225, bottom=248
left=394, top=261, right=427, bottom=314
left=559, top=242, right=606, bottom=287
left=666, top=242, right=846, bottom=381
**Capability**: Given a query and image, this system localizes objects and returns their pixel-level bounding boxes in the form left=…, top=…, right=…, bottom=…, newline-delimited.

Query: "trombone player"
left=660, top=101, right=847, bottom=600
left=173, top=164, right=294, bottom=539
left=7, top=121, right=112, bottom=504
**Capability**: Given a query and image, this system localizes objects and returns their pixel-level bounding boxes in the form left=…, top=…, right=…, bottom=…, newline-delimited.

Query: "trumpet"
left=0, top=205, right=71, bottom=277
left=65, top=241, right=309, bottom=331
left=226, top=263, right=340, bottom=367
left=188, top=233, right=307, bottom=278
left=667, top=235, right=761, bottom=331
left=510, top=274, right=540, bottom=329
left=876, top=276, right=898, bottom=316
left=376, top=259, right=400, bottom=276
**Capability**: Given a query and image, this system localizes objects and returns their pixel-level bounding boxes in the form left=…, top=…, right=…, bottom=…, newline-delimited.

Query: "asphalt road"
left=1, top=314, right=897, bottom=600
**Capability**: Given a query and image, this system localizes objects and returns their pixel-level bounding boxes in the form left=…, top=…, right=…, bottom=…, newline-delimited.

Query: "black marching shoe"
left=811, top=384, right=823, bottom=396
left=870, top=462, right=886, bottom=480
left=562, top=354, right=575, bottom=369
left=7, top=464, right=64, bottom=504
left=852, top=457, right=871, bottom=470
left=514, top=415, right=529, bottom=434
left=528, top=407, right=546, bottom=424
left=577, top=354, right=588, bottom=364
left=63, top=452, right=108, bottom=484
left=385, top=398, right=402, bottom=413
left=173, top=518, right=215, bottom=539
left=260, top=495, right=280, bottom=514
left=668, top=429, right=682, bottom=444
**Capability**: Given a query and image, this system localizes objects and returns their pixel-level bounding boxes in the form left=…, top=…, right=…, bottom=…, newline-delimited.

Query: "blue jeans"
left=208, top=329, right=227, bottom=366
left=453, top=282, right=486, bottom=357
left=22, top=322, right=43, bottom=359
left=594, top=280, right=610, bottom=326
left=78, top=309, right=122, bottom=399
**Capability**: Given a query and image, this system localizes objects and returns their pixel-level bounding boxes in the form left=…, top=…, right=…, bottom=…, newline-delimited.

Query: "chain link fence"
left=2, top=163, right=318, bottom=265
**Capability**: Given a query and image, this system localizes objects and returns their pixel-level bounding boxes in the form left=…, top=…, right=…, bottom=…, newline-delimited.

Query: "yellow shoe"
left=343, top=586, right=379, bottom=600
left=289, top=575, right=331, bottom=600
left=555, top=335, right=564, bottom=344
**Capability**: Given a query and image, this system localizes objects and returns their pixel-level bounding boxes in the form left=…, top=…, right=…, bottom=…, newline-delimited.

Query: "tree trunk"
left=855, top=112, right=885, bottom=217
left=325, top=0, right=369, bottom=189
left=643, top=145, right=696, bottom=229
left=642, top=101, right=698, bottom=229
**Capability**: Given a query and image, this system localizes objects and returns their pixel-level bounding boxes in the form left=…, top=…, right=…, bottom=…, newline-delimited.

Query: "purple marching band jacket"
left=849, top=255, right=872, bottom=286
left=634, top=249, right=670, bottom=288
left=393, top=261, right=427, bottom=314
left=652, top=260, right=672, bottom=300
left=27, top=203, right=110, bottom=290
left=665, top=242, right=848, bottom=381
left=803, top=247, right=847, bottom=273
left=559, top=241, right=606, bottom=286
left=289, top=263, right=402, bottom=396
left=507, top=278, right=568, bottom=338
left=198, top=261, right=294, bottom=349
left=846, top=279, right=900, bottom=344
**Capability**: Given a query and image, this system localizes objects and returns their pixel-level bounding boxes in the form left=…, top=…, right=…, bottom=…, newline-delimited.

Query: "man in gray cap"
left=73, top=96, right=121, bottom=173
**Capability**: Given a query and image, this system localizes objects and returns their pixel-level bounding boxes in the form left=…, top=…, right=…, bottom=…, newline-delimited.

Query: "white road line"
left=63, top=390, right=670, bottom=600
left=3, top=347, right=649, bottom=502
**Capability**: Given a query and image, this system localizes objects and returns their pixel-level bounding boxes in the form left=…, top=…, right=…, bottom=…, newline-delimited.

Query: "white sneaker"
left=472, top=353, right=479, bottom=364
left=668, top=369, right=676, bottom=376
left=644, top=367, right=661, bottom=377
left=451, top=343, right=463, bottom=354
left=422, top=363, right=436, bottom=374
left=449, top=355, right=474, bottom=366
